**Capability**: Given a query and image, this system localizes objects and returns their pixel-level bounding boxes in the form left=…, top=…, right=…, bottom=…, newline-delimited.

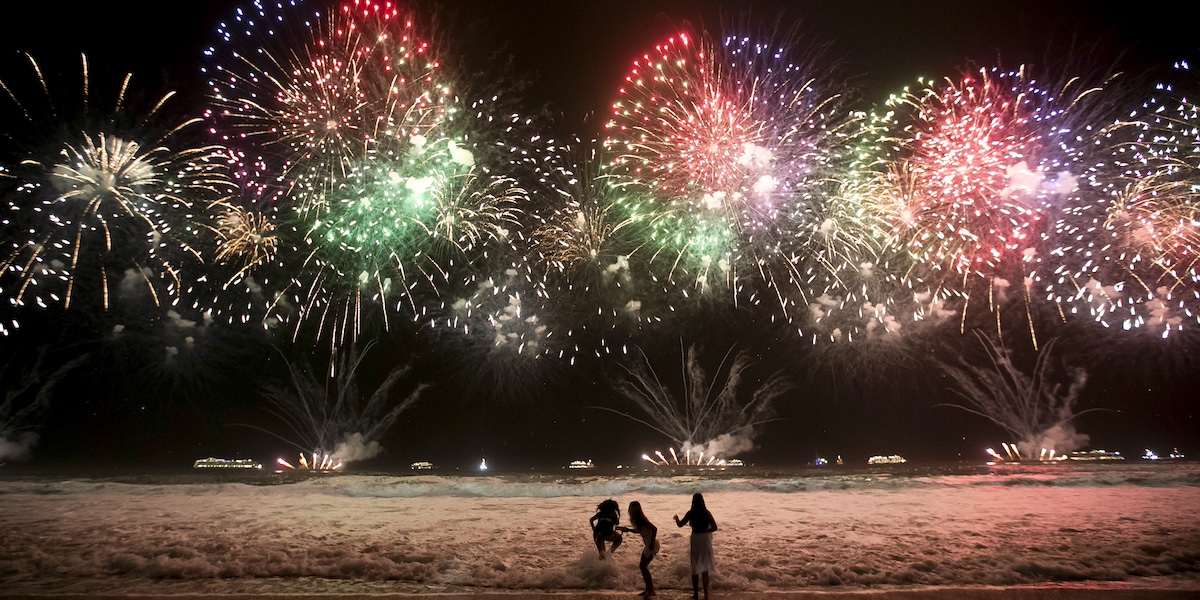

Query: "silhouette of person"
left=589, top=498, right=623, bottom=559
left=674, top=493, right=717, bottom=600
left=619, top=501, right=659, bottom=596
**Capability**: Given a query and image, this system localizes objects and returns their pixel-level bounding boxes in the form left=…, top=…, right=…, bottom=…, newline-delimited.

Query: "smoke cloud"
left=0, top=431, right=39, bottom=462
left=332, top=432, right=384, bottom=464
left=1022, top=423, right=1090, bottom=457
left=117, top=267, right=154, bottom=300
left=682, top=430, right=757, bottom=460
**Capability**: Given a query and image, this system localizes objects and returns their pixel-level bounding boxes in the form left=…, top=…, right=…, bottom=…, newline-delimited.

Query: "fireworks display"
left=205, top=0, right=451, bottom=206
left=200, top=0, right=542, bottom=347
left=0, top=1, right=1196, bottom=445
left=277, top=453, right=343, bottom=471
left=985, top=443, right=1067, bottom=463
left=525, top=138, right=663, bottom=361
left=1050, top=61, right=1200, bottom=336
left=0, top=54, right=230, bottom=330
left=606, top=342, right=793, bottom=457
left=602, top=28, right=865, bottom=322
left=643, top=448, right=721, bottom=467
left=937, top=334, right=1096, bottom=457
left=887, top=69, right=1063, bottom=279
left=878, top=65, right=1120, bottom=346
left=212, top=204, right=278, bottom=280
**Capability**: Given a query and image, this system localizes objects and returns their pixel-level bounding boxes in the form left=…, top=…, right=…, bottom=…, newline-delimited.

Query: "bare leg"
left=691, top=574, right=699, bottom=600
left=611, top=534, right=622, bottom=553
left=595, top=538, right=605, bottom=559
left=639, top=554, right=654, bottom=595
left=701, top=571, right=710, bottom=600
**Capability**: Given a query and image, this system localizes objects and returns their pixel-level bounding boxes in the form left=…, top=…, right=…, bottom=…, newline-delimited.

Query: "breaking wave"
left=335, top=462, right=1200, bottom=498
left=4, top=462, right=1196, bottom=499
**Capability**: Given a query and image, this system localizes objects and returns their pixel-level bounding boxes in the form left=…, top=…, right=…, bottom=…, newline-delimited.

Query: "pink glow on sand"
left=0, top=475, right=1197, bottom=595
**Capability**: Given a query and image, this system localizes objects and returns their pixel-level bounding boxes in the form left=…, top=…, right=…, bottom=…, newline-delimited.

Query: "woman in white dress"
left=674, top=493, right=717, bottom=600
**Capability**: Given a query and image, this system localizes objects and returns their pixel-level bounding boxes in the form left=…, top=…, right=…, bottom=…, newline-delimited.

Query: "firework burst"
left=525, top=139, right=664, bottom=359
left=204, top=0, right=451, bottom=207
left=176, top=147, right=296, bottom=330
left=442, top=257, right=549, bottom=355
left=286, top=152, right=524, bottom=345
left=206, top=1, right=536, bottom=346
left=882, top=65, right=1114, bottom=346
left=937, top=333, right=1097, bottom=457
left=0, top=53, right=230, bottom=329
left=212, top=203, right=279, bottom=284
left=532, top=151, right=644, bottom=288
left=256, top=342, right=425, bottom=468
left=1049, top=61, right=1200, bottom=336
left=425, top=251, right=562, bottom=399
left=604, top=27, right=862, bottom=314
left=604, top=341, right=793, bottom=457
left=773, top=109, right=951, bottom=344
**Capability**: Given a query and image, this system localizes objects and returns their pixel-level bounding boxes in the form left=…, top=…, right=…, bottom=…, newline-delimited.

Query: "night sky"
left=1, top=1, right=1196, bottom=471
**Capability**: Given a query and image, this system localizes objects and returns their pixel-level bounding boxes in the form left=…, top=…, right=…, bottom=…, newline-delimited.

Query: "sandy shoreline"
left=6, top=586, right=1200, bottom=599
left=2, top=474, right=1198, bottom=597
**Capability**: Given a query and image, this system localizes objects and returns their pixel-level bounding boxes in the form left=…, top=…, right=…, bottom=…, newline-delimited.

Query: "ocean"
left=5, top=458, right=1198, bottom=495
left=2, top=458, right=1198, bottom=595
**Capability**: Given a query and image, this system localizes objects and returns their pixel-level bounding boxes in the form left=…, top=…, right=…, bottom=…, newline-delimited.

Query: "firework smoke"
left=937, top=332, right=1098, bottom=457
left=0, top=347, right=89, bottom=461
left=255, top=342, right=425, bottom=465
left=605, top=341, right=792, bottom=457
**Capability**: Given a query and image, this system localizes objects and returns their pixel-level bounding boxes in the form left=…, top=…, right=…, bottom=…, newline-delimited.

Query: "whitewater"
left=1, top=461, right=1198, bottom=597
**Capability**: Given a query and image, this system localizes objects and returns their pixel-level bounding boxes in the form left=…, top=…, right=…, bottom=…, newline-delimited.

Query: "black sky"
left=1, top=1, right=1197, bottom=470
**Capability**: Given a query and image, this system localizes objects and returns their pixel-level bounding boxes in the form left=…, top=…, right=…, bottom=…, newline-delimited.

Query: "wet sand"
left=2, top=474, right=1197, bottom=597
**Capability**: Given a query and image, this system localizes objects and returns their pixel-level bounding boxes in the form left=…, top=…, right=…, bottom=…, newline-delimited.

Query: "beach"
left=1, top=465, right=1198, bottom=597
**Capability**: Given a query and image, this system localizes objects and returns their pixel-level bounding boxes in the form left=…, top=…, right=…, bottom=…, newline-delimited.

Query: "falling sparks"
left=0, top=53, right=231, bottom=324
left=201, top=0, right=539, bottom=347
left=0, top=7, right=1193, bottom=361
left=602, top=27, right=868, bottom=327
left=881, top=65, right=1117, bottom=345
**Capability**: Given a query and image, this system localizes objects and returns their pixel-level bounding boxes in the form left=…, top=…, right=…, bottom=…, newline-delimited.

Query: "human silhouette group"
left=589, top=493, right=718, bottom=599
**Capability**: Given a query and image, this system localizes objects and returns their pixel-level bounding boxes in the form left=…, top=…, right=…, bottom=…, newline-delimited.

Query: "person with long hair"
left=589, top=498, right=623, bottom=559
left=674, top=493, right=717, bottom=600
left=619, top=501, right=659, bottom=596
